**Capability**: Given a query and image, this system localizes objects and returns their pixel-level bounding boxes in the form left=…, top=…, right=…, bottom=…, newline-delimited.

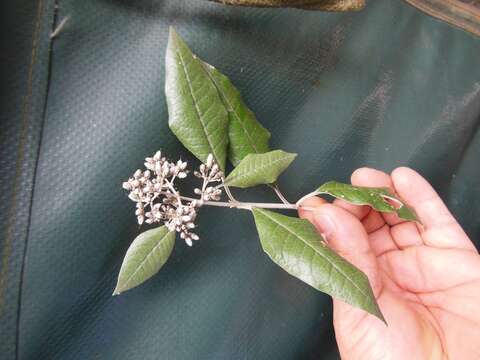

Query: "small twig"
left=177, top=194, right=316, bottom=212
left=50, top=16, right=70, bottom=39
left=221, top=179, right=239, bottom=203
left=269, top=182, right=291, bottom=205
left=165, top=179, right=183, bottom=206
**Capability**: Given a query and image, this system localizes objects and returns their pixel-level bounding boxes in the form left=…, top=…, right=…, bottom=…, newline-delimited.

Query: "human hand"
left=298, top=167, right=480, bottom=360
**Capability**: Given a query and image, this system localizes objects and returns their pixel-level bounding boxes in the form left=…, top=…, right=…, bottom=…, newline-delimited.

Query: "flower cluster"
left=122, top=151, right=223, bottom=246
left=193, top=154, right=224, bottom=201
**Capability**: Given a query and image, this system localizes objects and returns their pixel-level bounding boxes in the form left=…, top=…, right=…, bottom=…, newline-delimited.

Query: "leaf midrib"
left=256, top=209, right=371, bottom=302
left=318, top=184, right=395, bottom=212
left=177, top=49, right=221, bottom=165
left=121, top=230, right=172, bottom=290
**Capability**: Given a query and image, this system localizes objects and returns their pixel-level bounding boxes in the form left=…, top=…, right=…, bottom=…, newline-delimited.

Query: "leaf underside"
left=224, top=150, right=297, bottom=188
left=252, top=208, right=384, bottom=322
left=317, top=181, right=418, bottom=222
left=114, top=226, right=176, bottom=295
left=165, top=28, right=229, bottom=171
left=200, top=61, right=271, bottom=166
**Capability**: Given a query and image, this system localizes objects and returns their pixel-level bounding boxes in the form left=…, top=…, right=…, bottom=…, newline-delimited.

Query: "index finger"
left=391, top=167, right=476, bottom=252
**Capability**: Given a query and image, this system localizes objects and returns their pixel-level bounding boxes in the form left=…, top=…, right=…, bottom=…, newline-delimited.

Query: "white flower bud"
left=153, top=151, right=161, bottom=160
left=162, top=164, right=170, bottom=176
left=143, top=184, right=152, bottom=193
left=134, top=169, right=142, bottom=178
left=177, top=160, right=187, bottom=170
left=191, top=234, right=199, bottom=241
left=206, top=154, right=214, bottom=168
left=128, top=193, right=140, bottom=202
left=145, top=162, right=155, bottom=171
left=137, top=215, right=144, bottom=225
left=122, top=182, right=132, bottom=190
left=185, top=237, right=193, bottom=246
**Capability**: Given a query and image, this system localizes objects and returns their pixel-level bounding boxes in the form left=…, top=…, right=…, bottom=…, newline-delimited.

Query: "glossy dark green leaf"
left=317, top=181, right=418, bottom=221
left=201, top=61, right=271, bottom=166
left=113, top=226, right=175, bottom=295
left=224, top=150, right=296, bottom=188
left=165, top=27, right=229, bottom=170
left=252, top=208, right=384, bottom=321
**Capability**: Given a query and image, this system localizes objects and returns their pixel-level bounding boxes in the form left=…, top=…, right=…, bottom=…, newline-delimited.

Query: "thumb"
left=299, top=197, right=381, bottom=297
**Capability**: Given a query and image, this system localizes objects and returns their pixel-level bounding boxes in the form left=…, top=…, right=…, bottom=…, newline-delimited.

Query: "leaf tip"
left=168, top=25, right=177, bottom=38
left=167, top=26, right=183, bottom=49
left=377, top=310, right=388, bottom=326
left=372, top=304, right=387, bottom=324
left=112, top=287, right=122, bottom=296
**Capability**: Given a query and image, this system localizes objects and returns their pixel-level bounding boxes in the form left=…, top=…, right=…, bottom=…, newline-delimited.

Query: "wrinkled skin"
left=299, top=167, right=480, bottom=360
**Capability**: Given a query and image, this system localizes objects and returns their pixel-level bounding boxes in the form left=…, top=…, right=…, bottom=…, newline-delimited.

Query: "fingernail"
left=313, top=213, right=336, bottom=238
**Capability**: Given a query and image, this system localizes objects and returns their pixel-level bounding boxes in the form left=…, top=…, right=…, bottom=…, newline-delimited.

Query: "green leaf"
left=317, top=181, right=418, bottom=221
left=200, top=61, right=271, bottom=166
left=224, top=150, right=297, bottom=188
left=113, top=226, right=175, bottom=295
left=165, top=27, right=229, bottom=170
left=252, top=208, right=384, bottom=321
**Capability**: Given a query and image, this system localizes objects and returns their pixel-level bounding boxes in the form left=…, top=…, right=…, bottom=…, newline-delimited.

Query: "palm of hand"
left=299, top=167, right=480, bottom=360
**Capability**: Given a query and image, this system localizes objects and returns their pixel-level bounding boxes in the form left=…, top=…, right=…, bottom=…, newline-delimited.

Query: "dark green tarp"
left=1, top=0, right=479, bottom=359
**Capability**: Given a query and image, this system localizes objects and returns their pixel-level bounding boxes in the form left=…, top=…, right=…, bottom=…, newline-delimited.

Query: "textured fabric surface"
left=1, top=0, right=479, bottom=359
left=0, top=0, right=54, bottom=358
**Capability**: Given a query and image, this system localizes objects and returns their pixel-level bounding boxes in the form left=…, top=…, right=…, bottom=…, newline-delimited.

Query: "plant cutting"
left=114, top=28, right=419, bottom=322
